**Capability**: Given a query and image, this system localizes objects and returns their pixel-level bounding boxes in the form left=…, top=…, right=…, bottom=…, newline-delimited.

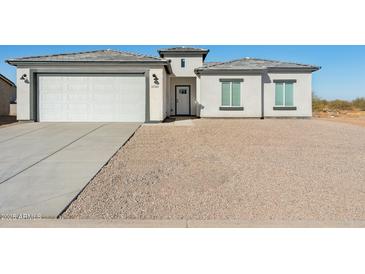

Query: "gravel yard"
left=62, top=119, right=365, bottom=221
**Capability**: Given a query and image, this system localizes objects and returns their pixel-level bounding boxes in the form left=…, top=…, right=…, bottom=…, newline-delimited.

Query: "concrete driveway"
left=0, top=122, right=140, bottom=218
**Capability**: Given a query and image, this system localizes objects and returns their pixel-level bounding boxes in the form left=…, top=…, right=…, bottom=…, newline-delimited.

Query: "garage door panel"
left=38, top=75, right=145, bottom=122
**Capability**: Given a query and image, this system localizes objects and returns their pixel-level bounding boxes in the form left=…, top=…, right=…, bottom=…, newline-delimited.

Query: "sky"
left=1, top=45, right=364, bottom=100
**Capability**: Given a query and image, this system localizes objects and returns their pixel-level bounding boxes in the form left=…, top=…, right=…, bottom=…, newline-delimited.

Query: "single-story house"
left=6, top=47, right=320, bottom=122
left=0, top=74, right=16, bottom=116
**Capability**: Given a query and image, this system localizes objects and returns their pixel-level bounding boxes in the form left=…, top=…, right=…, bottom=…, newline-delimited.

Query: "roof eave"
left=158, top=50, right=210, bottom=61
left=6, top=60, right=170, bottom=66
left=267, top=66, right=321, bottom=73
left=157, top=49, right=209, bottom=54
left=6, top=59, right=173, bottom=75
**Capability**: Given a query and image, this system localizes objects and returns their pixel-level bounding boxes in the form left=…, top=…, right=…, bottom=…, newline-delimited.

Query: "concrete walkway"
left=0, top=122, right=140, bottom=218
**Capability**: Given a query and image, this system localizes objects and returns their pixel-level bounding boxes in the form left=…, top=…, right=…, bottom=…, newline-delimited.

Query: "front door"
left=175, top=86, right=190, bottom=115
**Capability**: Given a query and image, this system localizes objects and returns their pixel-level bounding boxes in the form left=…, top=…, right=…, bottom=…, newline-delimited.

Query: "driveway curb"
left=1, top=219, right=365, bottom=228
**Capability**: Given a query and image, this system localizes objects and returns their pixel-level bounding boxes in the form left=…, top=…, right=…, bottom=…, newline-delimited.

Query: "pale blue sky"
left=1, top=45, right=364, bottom=100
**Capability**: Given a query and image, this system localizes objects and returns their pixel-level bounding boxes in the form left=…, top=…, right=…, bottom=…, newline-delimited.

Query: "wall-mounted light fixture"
left=20, top=74, right=29, bottom=83
left=152, top=74, right=159, bottom=85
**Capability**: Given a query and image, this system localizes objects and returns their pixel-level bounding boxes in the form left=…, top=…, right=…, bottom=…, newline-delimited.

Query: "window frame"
left=220, top=80, right=243, bottom=108
left=274, top=80, right=295, bottom=107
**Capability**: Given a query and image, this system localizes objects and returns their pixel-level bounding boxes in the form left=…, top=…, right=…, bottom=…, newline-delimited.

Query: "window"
left=221, top=81, right=241, bottom=107
left=275, top=82, right=294, bottom=106
left=181, top=59, right=185, bottom=68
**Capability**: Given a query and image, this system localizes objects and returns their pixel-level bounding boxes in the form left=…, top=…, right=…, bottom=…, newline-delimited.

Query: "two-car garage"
left=7, top=49, right=172, bottom=122
left=37, top=74, right=146, bottom=122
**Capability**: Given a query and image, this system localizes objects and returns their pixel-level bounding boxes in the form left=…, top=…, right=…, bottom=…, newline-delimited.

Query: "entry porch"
left=168, top=77, right=199, bottom=117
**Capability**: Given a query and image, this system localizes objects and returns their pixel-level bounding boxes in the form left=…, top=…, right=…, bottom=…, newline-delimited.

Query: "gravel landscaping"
left=62, top=119, right=365, bottom=221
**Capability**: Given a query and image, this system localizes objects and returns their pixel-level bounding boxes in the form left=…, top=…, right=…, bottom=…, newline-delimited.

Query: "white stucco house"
left=7, top=47, right=320, bottom=122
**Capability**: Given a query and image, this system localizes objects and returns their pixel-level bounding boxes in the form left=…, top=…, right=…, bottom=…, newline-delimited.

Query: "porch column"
left=149, top=68, right=164, bottom=122
left=196, top=75, right=201, bottom=117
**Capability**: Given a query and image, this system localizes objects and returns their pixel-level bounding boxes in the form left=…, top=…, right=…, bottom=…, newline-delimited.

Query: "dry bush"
left=328, top=100, right=353, bottom=111
left=352, top=97, right=365, bottom=110
left=312, top=94, right=328, bottom=112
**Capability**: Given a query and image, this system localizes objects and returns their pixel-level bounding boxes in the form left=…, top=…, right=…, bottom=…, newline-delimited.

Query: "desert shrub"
left=352, top=97, right=365, bottom=110
left=328, top=99, right=353, bottom=111
left=312, top=94, right=328, bottom=112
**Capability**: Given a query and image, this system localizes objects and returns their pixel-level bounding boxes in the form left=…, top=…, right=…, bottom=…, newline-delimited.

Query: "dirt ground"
left=314, top=110, right=365, bottom=127
left=62, top=118, right=365, bottom=221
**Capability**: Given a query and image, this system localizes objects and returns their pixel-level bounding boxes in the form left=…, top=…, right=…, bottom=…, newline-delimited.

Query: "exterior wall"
left=199, top=74, right=262, bottom=117
left=149, top=68, right=165, bottom=121
left=13, top=62, right=314, bottom=122
left=165, top=56, right=203, bottom=77
left=0, top=78, right=16, bottom=116
left=165, top=73, right=171, bottom=118
left=263, top=72, right=312, bottom=117
left=14, top=64, right=168, bottom=122
left=196, top=76, right=201, bottom=116
left=162, top=69, right=169, bottom=119
left=16, top=68, right=31, bottom=120
left=169, top=77, right=197, bottom=116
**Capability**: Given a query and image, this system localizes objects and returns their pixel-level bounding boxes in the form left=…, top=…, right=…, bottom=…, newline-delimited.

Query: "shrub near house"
left=312, top=94, right=365, bottom=112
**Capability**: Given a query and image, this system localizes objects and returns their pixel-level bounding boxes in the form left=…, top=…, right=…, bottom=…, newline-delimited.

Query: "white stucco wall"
left=169, top=77, right=197, bottom=116
left=149, top=68, right=165, bottom=121
left=166, top=56, right=203, bottom=77
left=13, top=62, right=314, bottom=122
left=199, top=74, right=262, bottom=117
left=162, top=69, right=169, bottom=119
left=14, top=64, right=168, bottom=122
left=263, top=72, right=312, bottom=117
left=16, top=68, right=31, bottom=120
left=196, top=76, right=201, bottom=116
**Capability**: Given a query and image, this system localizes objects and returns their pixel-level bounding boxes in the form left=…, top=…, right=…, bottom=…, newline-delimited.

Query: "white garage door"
left=38, top=74, right=146, bottom=122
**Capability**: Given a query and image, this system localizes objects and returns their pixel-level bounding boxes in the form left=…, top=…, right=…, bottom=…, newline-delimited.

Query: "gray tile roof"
left=158, top=46, right=209, bottom=53
left=7, top=49, right=168, bottom=63
left=158, top=47, right=210, bottom=61
left=196, top=57, right=320, bottom=72
left=202, top=62, right=222, bottom=67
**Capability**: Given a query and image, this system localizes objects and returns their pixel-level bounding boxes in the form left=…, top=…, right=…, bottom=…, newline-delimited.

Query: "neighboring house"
left=6, top=47, right=320, bottom=122
left=0, top=74, right=16, bottom=116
